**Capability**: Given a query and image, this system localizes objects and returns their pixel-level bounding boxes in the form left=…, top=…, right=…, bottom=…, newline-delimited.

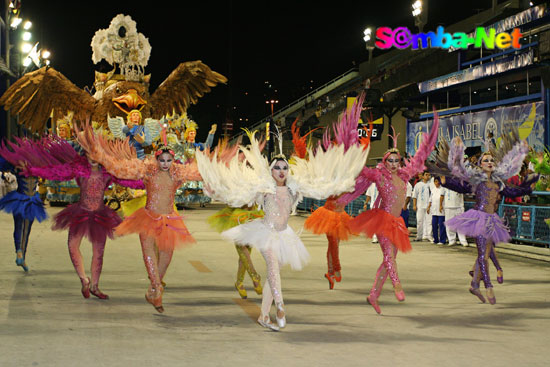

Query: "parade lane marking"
left=188, top=260, right=212, bottom=273
left=232, top=298, right=260, bottom=321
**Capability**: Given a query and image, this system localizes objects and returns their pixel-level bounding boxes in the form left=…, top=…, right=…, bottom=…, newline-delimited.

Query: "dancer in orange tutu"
left=76, top=123, right=201, bottom=313
left=298, top=102, right=368, bottom=289
left=338, top=115, right=439, bottom=314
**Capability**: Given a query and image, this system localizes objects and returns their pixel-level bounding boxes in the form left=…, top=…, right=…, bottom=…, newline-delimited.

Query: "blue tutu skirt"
left=0, top=191, right=47, bottom=222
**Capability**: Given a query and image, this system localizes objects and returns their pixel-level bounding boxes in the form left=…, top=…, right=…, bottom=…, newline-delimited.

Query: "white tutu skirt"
left=221, top=219, right=310, bottom=270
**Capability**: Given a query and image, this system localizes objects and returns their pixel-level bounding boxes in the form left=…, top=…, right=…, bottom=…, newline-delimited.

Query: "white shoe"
left=258, top=315, right=279, bottom=331
left=276, top=303, right=286, bottom=329
left=437, top=242, right=444, bottom=246
left=461, top=242, right=468, bottom=247
left=448, top=242, right=456, bottom=246
left=372, top=239, right=378, bottom=243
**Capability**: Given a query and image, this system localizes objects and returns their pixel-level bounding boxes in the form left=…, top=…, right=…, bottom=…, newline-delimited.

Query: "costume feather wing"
left=0, top=67, right=96, bottom=133
left=107, top=115, right=126, bottom=139
left=400, top=113, right=439, bottom=181
left=149, top=61, right=228, bottom=118
left=492, top=126, right=529, bottom=182
left=291, top=143, right=370, bottom=200
left=195, top=135, right=274, bottom=208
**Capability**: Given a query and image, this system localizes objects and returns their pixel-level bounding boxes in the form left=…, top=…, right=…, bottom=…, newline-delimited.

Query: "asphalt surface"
left=0, top=204, right=548, bottom=367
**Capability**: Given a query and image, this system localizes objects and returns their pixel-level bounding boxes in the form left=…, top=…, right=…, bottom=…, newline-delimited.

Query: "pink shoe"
left=394, top=284, right=405, bottom=302
left=90, top=285, right=109, bottom=300
left=367, top=295, right=381, bottom=314
left=80, top=277, right=90, bottom=299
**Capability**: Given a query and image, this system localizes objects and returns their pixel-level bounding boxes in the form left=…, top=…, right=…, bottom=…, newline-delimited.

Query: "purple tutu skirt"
left=53, top=204, right=122, bottom=244
left=444, top=209, right=510, bottom=244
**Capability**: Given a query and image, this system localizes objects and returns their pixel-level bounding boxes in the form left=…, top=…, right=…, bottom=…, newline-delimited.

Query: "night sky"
left=15, top=0, right=501, bottom=139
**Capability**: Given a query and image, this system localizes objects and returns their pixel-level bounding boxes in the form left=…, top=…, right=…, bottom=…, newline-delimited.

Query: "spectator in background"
left=427, top=177, right=446, bottom=245
left=364, top=182, right=379, bottom=243
left=413, top=171, right=433, bottom=242
left=401, top=181, right=412, bottom=228
left=441, top=176, right=469, bottom=247
left=505, top=164, right=528, bottom=204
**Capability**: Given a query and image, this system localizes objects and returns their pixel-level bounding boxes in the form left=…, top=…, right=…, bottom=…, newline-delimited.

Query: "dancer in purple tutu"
left=428, top=127, right=537, bottom=305
left=0, top=135, right=143, bottom=299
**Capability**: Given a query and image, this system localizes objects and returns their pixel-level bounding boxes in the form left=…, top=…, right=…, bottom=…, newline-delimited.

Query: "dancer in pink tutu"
left=428, top=128, right=536, bottom=304
left=0, top=135, right=143, bottom=299
left=338, top=115, right=439, bottom=314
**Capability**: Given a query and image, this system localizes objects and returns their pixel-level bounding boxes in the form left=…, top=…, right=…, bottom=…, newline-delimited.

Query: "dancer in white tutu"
left=196, top=124, right=369, bottom=331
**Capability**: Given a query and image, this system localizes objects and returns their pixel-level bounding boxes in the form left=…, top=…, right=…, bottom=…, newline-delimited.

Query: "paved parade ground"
left=0, top=204, right=548, bottom=367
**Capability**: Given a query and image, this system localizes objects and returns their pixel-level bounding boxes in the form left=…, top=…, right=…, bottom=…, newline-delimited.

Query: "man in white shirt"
left=427, top=177, right=446, bottom=245
left=401, top=181, right=413, bottom=228
left=364, top=183, right=379, bottom=243
left=442, top=177, right=468, bottom=247
left=413, top=172, right=433, bottom=242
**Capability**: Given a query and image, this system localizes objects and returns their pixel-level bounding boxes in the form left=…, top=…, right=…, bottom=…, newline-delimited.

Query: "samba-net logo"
left=375, top=26, right=522, bottom=50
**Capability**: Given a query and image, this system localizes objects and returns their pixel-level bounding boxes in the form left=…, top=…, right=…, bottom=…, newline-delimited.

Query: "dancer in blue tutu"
left=0, top=156, right=47, bottom=272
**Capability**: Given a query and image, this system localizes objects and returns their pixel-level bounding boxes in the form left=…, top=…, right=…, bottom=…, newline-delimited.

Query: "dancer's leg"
left=20, top=218, right=33, bottom=259
left=489, top=246, right=503, bottom=283
left=68, top=228, right=90, bottom=298
left=139, top=233, right=163, bottom=312
left=13, top=215, right=22, bottom=253
left=234, top=245, right=248, bottom=298
left=235, top=245, right=262, bottom=295
left=90, top=239, right=109, bottom=299
left=13, top=215, right=28, bottom=271
left=259, top=248, right=283, bottom=323
left=378, top=235, right=404, bottom=301
left=158, top=248, right=174, bottom=283
left=325, top=234, right=341, bottom=288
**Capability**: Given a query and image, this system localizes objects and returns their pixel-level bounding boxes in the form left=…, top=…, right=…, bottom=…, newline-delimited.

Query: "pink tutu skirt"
left=53, top=204, right=122, bottom=244
left=444, top=209, right=510, bottom=244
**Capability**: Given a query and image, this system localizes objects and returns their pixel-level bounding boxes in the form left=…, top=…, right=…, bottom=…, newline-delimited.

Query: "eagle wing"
left=149, top=61, right=227, bottom=118
left=0, top=66, right=96, bottom=133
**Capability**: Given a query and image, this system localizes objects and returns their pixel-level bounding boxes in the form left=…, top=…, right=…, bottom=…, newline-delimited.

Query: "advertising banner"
left=406, top=101, right=545, bottom=156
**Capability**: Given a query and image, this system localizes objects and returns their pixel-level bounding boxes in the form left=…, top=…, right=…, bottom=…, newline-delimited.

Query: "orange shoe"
left=145, top=285, right=164, bottom=313
left=324, top=272, right=335, bottom=290
left=334, top=271, right=342, bottom=282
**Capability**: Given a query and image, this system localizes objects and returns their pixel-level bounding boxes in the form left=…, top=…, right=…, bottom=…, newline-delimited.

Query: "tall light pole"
left=412, top=0, right=428, bottom=33
left=363, top=27, right=375, bottom=63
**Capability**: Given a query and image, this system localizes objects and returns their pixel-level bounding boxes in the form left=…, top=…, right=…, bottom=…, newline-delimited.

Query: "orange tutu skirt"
left=304, top=206, right=355, bottom=241
left=115, top=207, right=195, bottom=251
left=348, top=209, right=411, bottom=253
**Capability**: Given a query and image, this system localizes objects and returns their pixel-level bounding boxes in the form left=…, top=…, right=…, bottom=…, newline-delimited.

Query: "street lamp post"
left=363, top=27, right=375, bottom=63
left=412, top=0, right=428, bottom=33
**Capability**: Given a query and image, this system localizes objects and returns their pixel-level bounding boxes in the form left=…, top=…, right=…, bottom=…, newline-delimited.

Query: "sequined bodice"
left=78, top=170, right=110, bottom=211
left=262, top=186, right=293, bottom=231
left=17, top=176, right=38, bottom=196
left=145, top=171, right=178, bottom=214
left=377, top=173, right=406, bottom=217
left=473, top=181, right=500, bottom=214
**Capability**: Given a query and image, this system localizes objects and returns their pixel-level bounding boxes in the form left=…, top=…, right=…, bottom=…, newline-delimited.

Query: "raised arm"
left=338, top=165, right=379, bottom=205
left=440, top=175, right=472, bottom=194
left=500, top=174, right=538, bottom=198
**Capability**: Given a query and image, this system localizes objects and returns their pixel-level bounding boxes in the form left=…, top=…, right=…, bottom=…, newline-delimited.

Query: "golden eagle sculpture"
left=0, top=14, right=227, bottom=132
